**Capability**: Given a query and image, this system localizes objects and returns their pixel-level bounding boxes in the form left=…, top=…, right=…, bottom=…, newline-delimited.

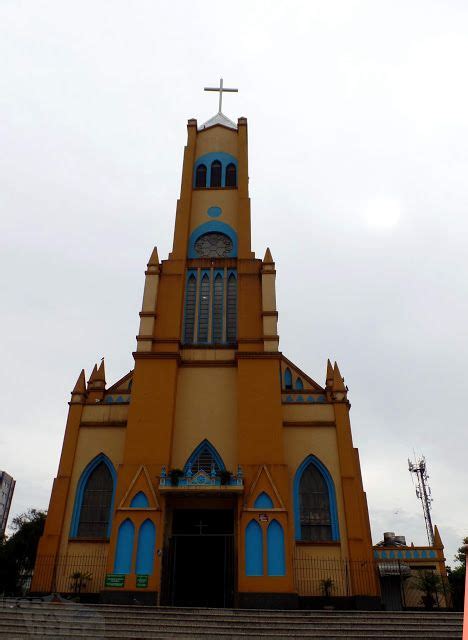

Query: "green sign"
left=105, top=574, right=125, bottom=588
left=136, top=575, right=149, bottom=588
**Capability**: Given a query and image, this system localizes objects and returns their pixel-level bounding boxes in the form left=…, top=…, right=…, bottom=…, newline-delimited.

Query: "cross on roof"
left=204, top=78, right=238, bottom=114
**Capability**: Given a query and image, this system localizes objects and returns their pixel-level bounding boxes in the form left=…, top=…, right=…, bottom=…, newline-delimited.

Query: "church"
left=32, top=84, right=380, bottom=609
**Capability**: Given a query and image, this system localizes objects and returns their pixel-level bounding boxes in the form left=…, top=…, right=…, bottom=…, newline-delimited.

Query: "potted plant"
left=169, top=468, right=184, bottom=486
left=320, top=577, right=334, bottom=609
left=412, top=571, right=443, bottom=610
left=70, top=571, right=92, bottom=594
left=219, top=470, right=233, bottom=485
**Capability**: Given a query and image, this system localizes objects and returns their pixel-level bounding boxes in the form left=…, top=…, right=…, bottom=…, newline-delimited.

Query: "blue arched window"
left=284, top=368, right=292, bottom=390
left=114, top=519, right=135, bottom=574
left=293, top=455, right=339, bottom=542
left=183, top=272, right=197, bottom=344
left=267, top=520, right=285, bottom=576
left=210, top=160, right=222, bottom=188
left=295, top=377, right=304, bottom=390
left=254, top=492, right=274, bottom=509
left=135, top=519, right=156, bottom=575
left=70, top=454, right=116, bottom=538
left=197, top=273, right=210, bottom=342
left=225, top=163, right=237, bottom=187
left=212, top=272, right=224, bottom=343
left=184, top=439, right=225, bottom=475
left=245, top=520, right=263, bottom=576
left=130, top=492, right=149, bottom=508
left=226, top=272, right=237, bottom=343
left=195, top=163, right=207, bottom=188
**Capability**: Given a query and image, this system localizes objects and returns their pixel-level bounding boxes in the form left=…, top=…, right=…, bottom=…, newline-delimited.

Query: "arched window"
left=245, top=520, right=263, bottom=576
left=226, top=272, right=237, bottom=343
left=183, top=273, right=197, bottom=343
left=284, top=368, right=292, bottom=390
left=130, top=492, right=149, bottom=508
left=267, top=520, right=285, bottom=576
left=71, top=454, right=115, bottom=539
left=184, top=440, right=225, bottom=475
left=254, top=492, right=274, bottom=509
left=195, top=164, right=207, bottom=188
left=135, top=519, right=156, bottom=575
left=294, top=456, right=339, bottom=542
left=295, top=377, right=304, bottom=390
left=210, top=160, right=222, bottom=188
left=114, top=519, right=134, bottom=574
left=225, top=163, right=237, bottom=187
left=197, top=273, right=210, bottom=342
left=212, top=272, right=224, bottom=343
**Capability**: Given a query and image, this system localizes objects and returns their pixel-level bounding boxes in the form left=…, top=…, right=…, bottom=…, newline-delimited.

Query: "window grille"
left=226, top=273, right=237, bottom=343
left=77, top=462, right=113, bottom=538
left=183, top=274, right=197, bottom=343
left=195, top=164, right=207, bottom=188
left=299, top=463, right=332, bottom=541
left=191, top=445, right=221, bottom=474
left=225, top=163, right=237, bottom=187
left=198, top=273, right=210, bottom=342
left=210, top=160, right=222, bottom=188
left=212, top=273, right=223, bottom=342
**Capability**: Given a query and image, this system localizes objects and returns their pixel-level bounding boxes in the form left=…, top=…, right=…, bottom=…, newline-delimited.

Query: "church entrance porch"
left=161, top=508, right=235, bottom=607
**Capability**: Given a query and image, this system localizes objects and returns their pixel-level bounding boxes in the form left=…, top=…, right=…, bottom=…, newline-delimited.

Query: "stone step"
left=0, top=609, right=462, bottom=628
left=0, top=624, right=462, bottom=639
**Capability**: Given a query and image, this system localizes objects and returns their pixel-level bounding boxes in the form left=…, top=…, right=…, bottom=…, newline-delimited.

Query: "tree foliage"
left=446, top=536, right=467, bottom=611
left=0, top=508, right=46, bottom=595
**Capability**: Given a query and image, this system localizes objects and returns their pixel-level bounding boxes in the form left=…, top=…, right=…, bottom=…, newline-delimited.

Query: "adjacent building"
left=0, top=471, right=16, bottom=536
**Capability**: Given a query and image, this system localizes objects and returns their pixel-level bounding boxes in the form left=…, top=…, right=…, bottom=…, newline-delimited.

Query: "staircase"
left=0, top=601, right=462, bottom=639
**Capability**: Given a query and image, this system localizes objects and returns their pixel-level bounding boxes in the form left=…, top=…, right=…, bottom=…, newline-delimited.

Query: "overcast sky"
left=1, top=1, right=467, bottom=564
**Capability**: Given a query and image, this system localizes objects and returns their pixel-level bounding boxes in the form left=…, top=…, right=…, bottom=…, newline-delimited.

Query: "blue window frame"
left=254, top=492, right=274, bottom=509
left=267, top=520, right=285, bottom=576
left=130, top=492, right=149, bottom=508
left=293, top=455, right=340, bottom=542
left=184, top=439, right=226, bottom=474
left=114, top=519, right=135, bottom=574
left=70, top=453, right=116, bottom=539
left=284, top=368, right=292, bottom=390
left=135, top=519, right=156, bottom=575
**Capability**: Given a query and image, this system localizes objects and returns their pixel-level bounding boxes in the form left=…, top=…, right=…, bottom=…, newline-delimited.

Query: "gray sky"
left=1, top=1, right=467, bottom=564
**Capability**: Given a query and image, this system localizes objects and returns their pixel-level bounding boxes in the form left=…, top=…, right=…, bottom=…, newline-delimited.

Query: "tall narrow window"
left=225, top=163, right=237, bottom=187
left=299, top=462, right=332, bottom=541
left=226, top=273, right=237, bottom=343
left=210, top=160, right=222, bottom=188
left=114, top=519, right=135, bottom=574
left=195, top=164, right=207, bottom=188
left=77, top=461, right=113, bottom=538
left=135, top=519, right=156, bottom=575
left=212, top=273, right=223, bottom=343
left=284, top=368, right=292, bottom=390
left=245, top=520, right=263, bottom=576
left=267, top=520, right=286, bottom=576
left=183, top=274, right=197, bottom=344
left=198, top=273, right=210, bottom=342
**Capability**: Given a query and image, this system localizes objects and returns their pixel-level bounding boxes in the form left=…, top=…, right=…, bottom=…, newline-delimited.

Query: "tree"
left=447, top=536, right=467, bottom=611
left=0, top=509, right=46, bottom=596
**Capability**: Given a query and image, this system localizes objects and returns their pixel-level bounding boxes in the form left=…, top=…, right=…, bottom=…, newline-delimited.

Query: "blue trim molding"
left=183, top=439, right=226, bottom=473
left=193, top=152, right=238, bottom=188
left=293, top=454, right=340, bottom=542
left=70, top=453, right=117, bottom=538
left=187, top=221, right=238, bottom=258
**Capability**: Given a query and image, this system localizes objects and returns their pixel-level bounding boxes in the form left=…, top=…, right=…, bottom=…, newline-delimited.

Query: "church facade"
left=33, top=106, right=380, bottom=608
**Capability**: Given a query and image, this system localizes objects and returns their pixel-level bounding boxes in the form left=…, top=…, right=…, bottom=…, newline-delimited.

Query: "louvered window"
left=190, top=445, right=221, bottom=474
left=225, top=163, right=237, bottom=187
left=183, top=274, right=197, bottom=343
left=195, top=164, right=207, bottom=188
left=226, top=273, right=237, bottom=343
left=299, top=464, right=332, bottom=541
left=77, top=462, right=113, bottom=538
left=198, top=273, right=210, bottom=342
left=212, top=273, right=223, bottom=342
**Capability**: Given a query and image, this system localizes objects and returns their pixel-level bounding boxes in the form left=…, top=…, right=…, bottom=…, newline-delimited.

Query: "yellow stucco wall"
left=171, top=367, right=238, bottom=471
left=190, top=189, right=239, bottom=235
left=195, top=126, right=238, bottom=159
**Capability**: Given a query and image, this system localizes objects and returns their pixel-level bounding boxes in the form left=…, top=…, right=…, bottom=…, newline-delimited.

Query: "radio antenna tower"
left=408, top=455, right=434, bottom=546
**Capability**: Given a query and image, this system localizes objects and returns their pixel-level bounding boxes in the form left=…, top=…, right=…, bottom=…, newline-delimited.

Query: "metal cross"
left=204, top=78, right=238, bottom=114
left=194, top=520, right=208, bottom=535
